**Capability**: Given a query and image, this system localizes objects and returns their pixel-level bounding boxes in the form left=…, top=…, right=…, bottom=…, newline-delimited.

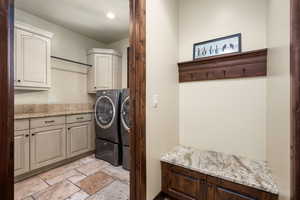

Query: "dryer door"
left=95, top=96, right=116, bottom=129
left=121, top=96, right=130, bottom=131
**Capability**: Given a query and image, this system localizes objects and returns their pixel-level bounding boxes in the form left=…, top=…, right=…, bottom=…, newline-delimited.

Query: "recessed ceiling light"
left=106, top=12, right=116, bottom=20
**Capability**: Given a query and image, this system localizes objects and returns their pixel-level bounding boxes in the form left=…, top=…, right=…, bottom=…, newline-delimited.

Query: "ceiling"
left=15, top=0, right=129, bottom=43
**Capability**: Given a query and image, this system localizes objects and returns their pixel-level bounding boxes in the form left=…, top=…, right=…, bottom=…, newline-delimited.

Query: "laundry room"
left=13, top=0, right=130, bottom=199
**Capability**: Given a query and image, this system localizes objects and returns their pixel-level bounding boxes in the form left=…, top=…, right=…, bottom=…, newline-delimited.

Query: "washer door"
left=121, top=96, right=130, bottom=131
left=95, top=96, right=116, bottom=129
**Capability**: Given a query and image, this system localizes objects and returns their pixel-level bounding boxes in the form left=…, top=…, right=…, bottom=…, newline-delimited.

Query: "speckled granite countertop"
left=15, top=110, right=94, bottom=120
left=161, top=145, right=279, bottom=195
left=14, top=103, right=94, bottom=120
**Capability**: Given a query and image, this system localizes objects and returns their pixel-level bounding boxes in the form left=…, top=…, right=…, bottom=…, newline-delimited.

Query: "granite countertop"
left=161, top=145, right=279, bottom=195
left=15, top=110, right=94, bottom=120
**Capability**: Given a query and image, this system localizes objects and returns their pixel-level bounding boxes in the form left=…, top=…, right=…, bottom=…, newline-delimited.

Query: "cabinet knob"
left=25, top=134, right=29, bottom=138
left=17, top=80, right=21, bottom=82
left=32, top=133, right=36, bottom=136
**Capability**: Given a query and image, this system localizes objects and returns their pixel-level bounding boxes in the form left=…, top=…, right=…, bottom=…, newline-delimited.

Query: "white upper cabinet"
left=87, top=49, right=122, bottom=93
left=15, top=21, right=53, bottom=90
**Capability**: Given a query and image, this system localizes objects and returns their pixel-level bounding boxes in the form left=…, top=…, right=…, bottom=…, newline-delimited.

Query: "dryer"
left=120, top=89, right=130, bottom=170
left=95, top=90, right=122, bottom=166
left=95, top=90, right=121, bottom=143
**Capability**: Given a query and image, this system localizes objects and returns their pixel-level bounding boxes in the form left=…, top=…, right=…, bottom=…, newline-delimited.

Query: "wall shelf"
left=178, top=49, right=268, bottom=83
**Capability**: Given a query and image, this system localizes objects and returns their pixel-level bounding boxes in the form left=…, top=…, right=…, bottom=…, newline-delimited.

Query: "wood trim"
left=129, top=0, right=146, bottom=200
left=178, top=49, right=267, bottom=83
left=0, top=0, right=14, bottom=199
left=291, top=0, right=300, bottom=199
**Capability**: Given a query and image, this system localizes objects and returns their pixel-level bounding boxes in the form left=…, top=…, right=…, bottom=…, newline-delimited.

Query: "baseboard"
left=14, top=150, right=95, bottom=183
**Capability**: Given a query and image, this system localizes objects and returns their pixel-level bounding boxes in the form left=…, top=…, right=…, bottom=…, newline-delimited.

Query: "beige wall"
left=146, top=0, right=179, bottom=199
left=178, top=0, right=268, bottom=160
left=266, top=0, right=290, bottom=199
left=14, top=9, right=107, bottom=104
left=108, top=38, right=129, bottom=88
left=15, top=59, right=95, bottom=104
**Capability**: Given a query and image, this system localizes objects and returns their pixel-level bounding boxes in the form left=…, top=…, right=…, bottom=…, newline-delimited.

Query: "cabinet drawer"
left=66, top=113, right=92, bottom=124
left=215, top=187, right=255, bottom=200
left=168, top=170, right=199, bottom=200
left=162, top=163, right=206, bottom=200
left=15, top=119, right=30, bottom=131
left=31, top=116, right=65, bottom=129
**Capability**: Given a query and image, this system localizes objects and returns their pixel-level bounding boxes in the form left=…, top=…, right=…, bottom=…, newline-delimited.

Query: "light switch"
left=152, top=94, right=159, bottom=108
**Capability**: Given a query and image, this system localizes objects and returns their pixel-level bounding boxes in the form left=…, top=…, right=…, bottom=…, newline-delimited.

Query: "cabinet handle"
left=76, top=117, right=84, bottom=120
left=45, top=120, right=55, bottom=124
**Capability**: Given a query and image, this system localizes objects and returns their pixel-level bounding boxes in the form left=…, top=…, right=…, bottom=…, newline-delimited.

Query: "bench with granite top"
left=160, top=145, right=278, bottom=200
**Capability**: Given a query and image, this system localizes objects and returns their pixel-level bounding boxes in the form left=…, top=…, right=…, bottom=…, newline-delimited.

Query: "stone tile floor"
left=15, top=155, right=129, bottom=200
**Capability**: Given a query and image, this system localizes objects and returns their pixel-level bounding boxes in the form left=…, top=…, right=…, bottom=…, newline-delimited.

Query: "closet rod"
left=51, top=56, right=92, bottom=67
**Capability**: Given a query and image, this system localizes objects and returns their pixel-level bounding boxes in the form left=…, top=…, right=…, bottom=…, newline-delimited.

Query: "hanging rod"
left=51, top=56, right=92, bottom=67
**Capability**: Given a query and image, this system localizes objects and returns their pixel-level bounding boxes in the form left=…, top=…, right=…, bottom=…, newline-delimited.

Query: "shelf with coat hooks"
left=178, top=48, right=268, bottom=83
left=51, top=56, right=92, bottom=67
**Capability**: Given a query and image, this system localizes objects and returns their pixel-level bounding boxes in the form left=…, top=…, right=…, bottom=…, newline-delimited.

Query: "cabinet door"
left=95, top=54, right=113, bottom=90
left=67, top=122, right=90, bottom=158
left=215, top=187, right=255, bottom=200
left=30, top=125, right=66, bottom=170
left=15, top=28, right=51, bottom=89
left=14, top=130, right=30, bottom=176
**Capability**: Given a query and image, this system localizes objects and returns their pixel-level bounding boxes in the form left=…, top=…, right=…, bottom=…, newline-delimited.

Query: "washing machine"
left=95, top=89, right=122, bottom=166
left=120, top=89, right=130, bottom=170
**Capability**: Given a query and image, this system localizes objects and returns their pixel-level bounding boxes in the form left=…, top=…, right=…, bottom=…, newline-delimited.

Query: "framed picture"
left=193, top=33, right=242, bottom=60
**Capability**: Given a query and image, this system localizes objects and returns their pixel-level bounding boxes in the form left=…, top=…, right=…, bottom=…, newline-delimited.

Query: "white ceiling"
left=15, top=0, right=129, bottom=43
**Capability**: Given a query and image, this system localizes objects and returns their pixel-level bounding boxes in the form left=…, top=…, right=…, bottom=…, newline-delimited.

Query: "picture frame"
left=193, top=33, right=242, bottom=60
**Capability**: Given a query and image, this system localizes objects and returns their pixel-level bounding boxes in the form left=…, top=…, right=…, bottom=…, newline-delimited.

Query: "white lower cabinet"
left=30, top=125, right=66, bottom=170
left=14, top=113, right=94, bottom=177
left=14, top=130, right=30, bottom=176
left=67, top=122, right=91, bottom=158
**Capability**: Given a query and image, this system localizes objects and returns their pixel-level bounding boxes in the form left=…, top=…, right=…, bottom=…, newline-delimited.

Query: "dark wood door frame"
left=291, top=0, right=300, bottom=199
left=0, top=0, right=146, bottom=199
left=0, top=0, right=14, bottom=199
left=129, top=0, right=146, bottom=200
